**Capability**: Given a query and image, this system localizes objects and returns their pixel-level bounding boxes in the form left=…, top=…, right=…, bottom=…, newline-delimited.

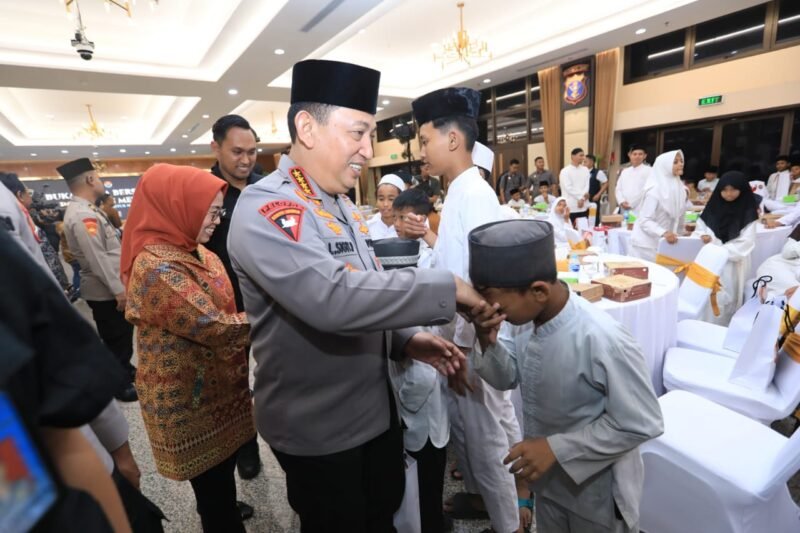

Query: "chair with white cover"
left=575, top=216, right=591, bottom=233
left=656, top=236, right=704, bottom=281
left=676, top=319, right=737, bottom=358
left=676, top=243, right=729, bottom=321
left=662, top=338, right=800, bottom=423
left=640, top=390, right=800, bottom=533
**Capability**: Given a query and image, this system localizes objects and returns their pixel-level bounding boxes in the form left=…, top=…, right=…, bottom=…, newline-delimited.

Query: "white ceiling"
left=0, top=0, right=767, bottom=163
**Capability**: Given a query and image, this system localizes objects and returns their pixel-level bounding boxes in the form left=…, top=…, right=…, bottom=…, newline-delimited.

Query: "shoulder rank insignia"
left=314, top=207, right=335, bottom=220
left=295, top=189, right=321, bottom=206
left=326, top=221, right=343, bottom=236
left=289, top=167, right=317, bottom=199
left=359, top=223, right=370, bottom=235
left=82, top=217, right=99, bottom=237
left=258, top=200, right=305, bottom=242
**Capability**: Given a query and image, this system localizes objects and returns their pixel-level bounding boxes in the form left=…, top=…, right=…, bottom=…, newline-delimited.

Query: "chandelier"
left=63, top=0, right=160, bottom=18
left=433, top=2, right=491, bottom=69
left=76, top=104, right=111, bottom=141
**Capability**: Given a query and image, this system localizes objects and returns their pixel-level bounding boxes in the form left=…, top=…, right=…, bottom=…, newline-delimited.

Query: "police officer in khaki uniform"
left=59, top=158, right=137, bottom=402
left=228, top=59, right=483, bottom=532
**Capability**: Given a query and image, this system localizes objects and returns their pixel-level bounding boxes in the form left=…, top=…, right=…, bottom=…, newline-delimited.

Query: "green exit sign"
left=390, top=154, right=398, bottom=160
left=698, top=95, right=723, bottom=107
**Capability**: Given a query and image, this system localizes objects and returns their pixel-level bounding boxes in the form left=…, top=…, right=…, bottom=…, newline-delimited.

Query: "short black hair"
left=538, top=182, right=549, bottom=189
left=212, top=114, right=258, bottom=144
left=777, top=154, right=791, bottom=163
left=509, top=188, right=521, bottom=195
left=431, top=115, right=478, bottom=151
left=628, top=143, right=647, bottom=153
left=534, top=156, right=544, bottom=162
left=586, top=154, right=597, bottom=163
left=706, top=165, right=719, bottom=173
left=571, top=147, right=584, bottom=156
left=287, top=102, right=337, bottom=144
left=393, top=188, right=432, bottom=215
left=510, top=159, right=520, bottom=166
left=0, top=172, right=25, bottom=197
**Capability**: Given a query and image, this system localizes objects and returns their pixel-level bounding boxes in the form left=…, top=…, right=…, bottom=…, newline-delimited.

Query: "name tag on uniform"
left=0, top=391, right=57, bottom=533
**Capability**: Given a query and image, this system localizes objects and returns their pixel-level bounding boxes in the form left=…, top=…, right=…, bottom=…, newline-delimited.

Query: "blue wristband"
left=518, top=497, right=533, bottom=510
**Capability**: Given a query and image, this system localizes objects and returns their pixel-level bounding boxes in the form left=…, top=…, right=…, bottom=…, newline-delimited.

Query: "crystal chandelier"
left=76, top=104, right=111, bottom=140
left=63, top=0, right=160, bottom=18
left=433, top=2, right=491, bottom=69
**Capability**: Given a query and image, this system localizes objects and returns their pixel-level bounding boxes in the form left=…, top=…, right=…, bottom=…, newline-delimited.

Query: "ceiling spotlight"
left=144, top=151, right=151, bottom=155
left=376, top=106, right=384, bottom=112
left=181, top=134, right=188, bottom=138
left=257, top=148, right=263, bottom=153
left=119, top=148, right=126, bottom=153
left=190, top=149, right=196, bottom=154
left=30, top=153, right=38, bottom=157
left=228, top=88, right=239, bottom=95
left=635, top=28, right=647, bottom=35
left=381, top=99, right=390, bottom=105
left=274, top=48, right=285, bottom=55
left=201, top=114, right=210, bottom=119
left=169, top=148, right=176, bottom=152
left=92, top=151, right=99, bottom=155
left=483, top=78, right=491, bottom=84
left=61, top=149, right=69, bottom=154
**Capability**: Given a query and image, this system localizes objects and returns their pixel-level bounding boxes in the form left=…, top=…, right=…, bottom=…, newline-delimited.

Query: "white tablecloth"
left=593, top=253, right=679, bottom=395
left=749, top=225, right=793, bottom=279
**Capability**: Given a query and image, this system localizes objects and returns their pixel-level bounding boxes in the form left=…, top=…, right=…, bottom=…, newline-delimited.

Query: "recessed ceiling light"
left=635, top=28, right=647, bottom=35
left=190, top=149, right=196, bottom=154
left=170, top=148, right=176, bottom=152
left=483, top=78, right=491, bottom=84
left=381, top=99, right=390, bottom=105
left=202, top=114, right=210, bottom=119
left=119, top=148, right=126, bottom=153
left=61, top=149, right=69, bottom=154
left=30, top=152, right=37, bottom=157
left=376, top=106, right=384, bottom=112
left=274, top=48, right=285, bottom=55
left=181, top=134, right=188, bottom=138
left=228, top=88, right=239, bottom=95
left=144, top=151, right=151, bottom=155
left=257, top=148, right=263, bottom=153
left=92, top=151, right=99, bottom=155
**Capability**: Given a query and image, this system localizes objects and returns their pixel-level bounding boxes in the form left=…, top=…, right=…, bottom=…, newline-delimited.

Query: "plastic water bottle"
left=569, top=252, right=580, bottom=273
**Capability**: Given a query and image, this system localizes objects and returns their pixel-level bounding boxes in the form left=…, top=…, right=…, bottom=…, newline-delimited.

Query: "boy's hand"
left=504, top=438, right=557, bottom=482
left=469, top=301, right=506, bottom=348
left=701, top=235, right=712, bottom=244
left=400, top=213, right=428, bottom=239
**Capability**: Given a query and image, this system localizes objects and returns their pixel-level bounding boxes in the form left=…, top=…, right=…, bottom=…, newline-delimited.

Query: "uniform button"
left=439, top=300, right=447, bottom=308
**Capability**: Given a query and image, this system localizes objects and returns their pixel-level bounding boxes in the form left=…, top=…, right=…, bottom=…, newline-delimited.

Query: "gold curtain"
left=538, top=65, right=563, bottom=182
left=592, top=48, right=620, bottom=169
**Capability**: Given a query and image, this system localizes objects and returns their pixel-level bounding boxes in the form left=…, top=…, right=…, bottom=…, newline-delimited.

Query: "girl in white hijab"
left=548, top=197, right=582, bottom=245
left=630, top=150, right=686, bottom=261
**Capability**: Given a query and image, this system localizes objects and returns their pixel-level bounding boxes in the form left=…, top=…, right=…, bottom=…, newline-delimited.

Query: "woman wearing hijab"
left=547, top=196, right=582, bottom=245
left=630, top=150, right=686, bottom=261
left=693, top=171, right=759, bottom=324
left=121, top=164, right=254, bottom=533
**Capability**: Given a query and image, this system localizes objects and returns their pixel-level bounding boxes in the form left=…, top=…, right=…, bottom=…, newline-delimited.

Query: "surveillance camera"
left=71, top=31, right=95, bottom=61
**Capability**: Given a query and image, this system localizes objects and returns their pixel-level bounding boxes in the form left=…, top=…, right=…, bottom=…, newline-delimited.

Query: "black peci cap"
left=469, top=219, right=556, bottom=288
left=372, top=238, right=420, bottom=270
left=291, top=59, right=381, bottom=114
left=412, top=87, right=480, bottom=126
left=56, top=158, right=95, bottom=181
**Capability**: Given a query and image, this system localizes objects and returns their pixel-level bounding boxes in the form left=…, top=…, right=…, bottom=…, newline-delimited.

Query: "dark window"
left=777, top=0, right=800, bottom=43
left=479, top=88, right=492, bottom=116
left=663, top=126, right=714, bottom=183
left=620, top=129, right=658, bottom=165
left=477, top=117, right=490, bottom=145
left=720, top=116, right=784, bottom=181
left=627, top=29, right=686, bottom=79
left=693, top=5, right=766, bottom=63
left=529, top=75, right=541, bottom=106
left=495, top=112, right=527, bottom=144
left=495, top=79, right=527, bottom=113
left=376, top=113, right=412, bottom=143
left=529, top=108, right=544, bottom=143
left=791, top=111, right=800, bottom=156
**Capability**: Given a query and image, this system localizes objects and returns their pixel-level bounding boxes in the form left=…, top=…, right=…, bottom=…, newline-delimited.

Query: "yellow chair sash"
left=684, top=262, right=723, bottom=317
left=780, top=304, right=800, bottom=337
left=782, top=332, right=800, bottom=364
left=655, top=253, right=691, bottom=275
left=569, top=239, right=589, bottom=251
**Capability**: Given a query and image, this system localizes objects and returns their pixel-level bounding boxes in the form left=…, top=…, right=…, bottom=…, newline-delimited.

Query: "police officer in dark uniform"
left=205, top=114, right=263, bottom=484
left=228, top=59, right=483, bottom=532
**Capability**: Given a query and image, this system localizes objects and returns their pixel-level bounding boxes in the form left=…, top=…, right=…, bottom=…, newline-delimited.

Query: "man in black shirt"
left=205, top=114, right=264, bottom=485
left=415, top=162, right=442, bottom=204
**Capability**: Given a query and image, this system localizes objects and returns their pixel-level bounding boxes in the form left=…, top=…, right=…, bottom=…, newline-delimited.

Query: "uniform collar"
left=533, top=289, right=576, bottom=339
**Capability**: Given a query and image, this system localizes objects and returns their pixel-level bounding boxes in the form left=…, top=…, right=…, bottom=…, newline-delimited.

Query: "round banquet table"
left=749, top=224, right=793, bottom=278
left=592, top=253, right=679, bottom=395
left=606, top=227, right=632, bottom=255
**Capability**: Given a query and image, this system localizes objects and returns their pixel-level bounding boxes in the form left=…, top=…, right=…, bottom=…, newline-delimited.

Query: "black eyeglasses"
left=209, top=208, right=227, bottom=222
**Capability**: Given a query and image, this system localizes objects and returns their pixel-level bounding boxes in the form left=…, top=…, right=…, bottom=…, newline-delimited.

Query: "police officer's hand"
left=115, top=292, right=127, bottom=312
left=405, top=331, right=465, bottom=377
left=454, top=276, right=482, bottom=313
